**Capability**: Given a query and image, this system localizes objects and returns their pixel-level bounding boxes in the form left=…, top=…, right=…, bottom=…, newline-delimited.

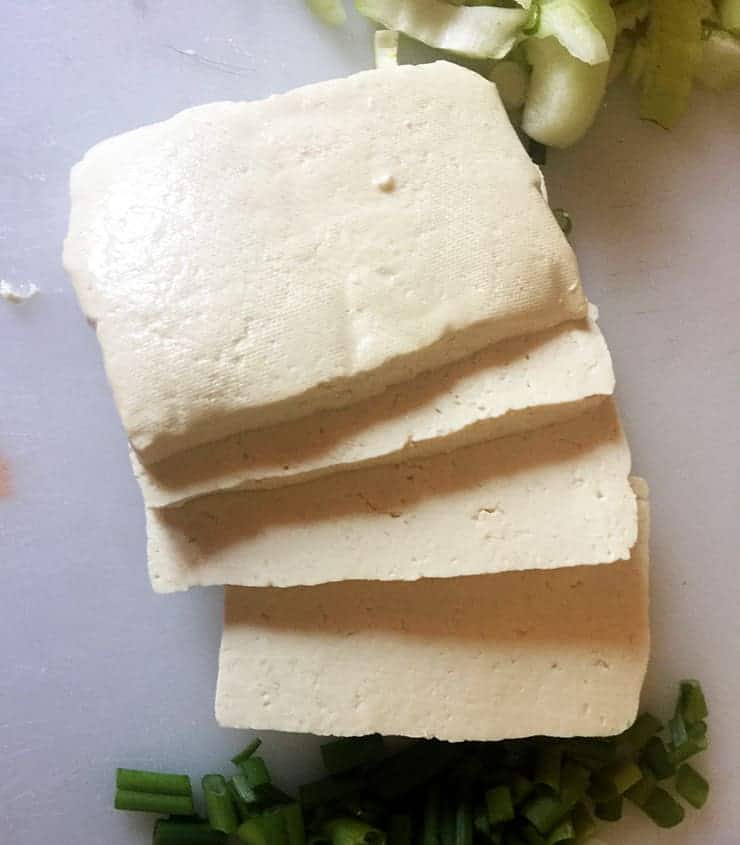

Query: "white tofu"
left=63, top=61, right=585, bottom=464
left=147, top=400, right=636, bottom=591
left=133, top=307, right=613, bottom=507
left=215, top=479, right=650, bottom=741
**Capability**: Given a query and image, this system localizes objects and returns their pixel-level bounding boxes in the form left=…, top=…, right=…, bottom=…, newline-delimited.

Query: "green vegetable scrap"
left=302, top=0, right=739, bottom=146
left=114, top=681, right=709, bottom=843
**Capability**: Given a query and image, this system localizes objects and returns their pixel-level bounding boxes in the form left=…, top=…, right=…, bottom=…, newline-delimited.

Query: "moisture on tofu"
left=215, top=479, right=651, bottom=742
left=146, top=400, right=636, bottom=592
left=63, top=60, right=586, bottom=465
left=133, top=306, right=613, bottom=507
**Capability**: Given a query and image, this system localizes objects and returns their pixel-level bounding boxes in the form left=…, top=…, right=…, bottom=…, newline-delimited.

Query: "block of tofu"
left=63, top=60, right=586, bottom=464
left=215, top=479, right=650, bottom=741
left=133, top=306, right=613, bottom=507
left=147, top=400, right=636, bottom=591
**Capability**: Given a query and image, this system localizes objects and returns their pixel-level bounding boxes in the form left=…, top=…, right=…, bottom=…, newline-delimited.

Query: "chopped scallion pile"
left=115, top=680, right=709, bottom=843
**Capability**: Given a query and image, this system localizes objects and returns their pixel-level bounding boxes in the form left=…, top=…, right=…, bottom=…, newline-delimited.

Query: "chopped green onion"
left=594, top=796, right=623, bottom=821
left=571, top=802, right=596, bottom=840
left=675, top=764, right=709, bottom=809
left=455, top=793, right=473, bottom=845
left=374, top=30, right=399, bottom=68
left=369, top=740, right=463, bottom=800
left=321, top=736, right=386, bottom=776
left=616, top=712, right=663, bottom=757
left=388, top=815, right=412, bottom=845
left=485, top=786, right=515, bottom=826
left=510, top=773, right=535, bottom=806
left=232, top=739, right=263, bottom=767
left=669, top=711, right=689, bottom=748
left=153, top=819, right=227, bottom=845
left=423, top=783, right=441, bottom=845
left=640, top=0, right=703, bottom=128
left=534, top=747, right=561, bottom=792
left=238, top=811, right=289, bottom=845
left=116, top=769, right=192, bottom=796
left=558, top=760, right=590, bottom=807
left=354, top=0, right=530, bottom=60
left=281, top=803, right=308, bottom=845
left=554, top=738, right=616, bottom=765
left=597, top=760, right=643, bottom=795
left=114, top=789, right=195, bottom=816
left=519, top=825, right=546, bottom=845
left=300, top=775, right=363, bottom=810
left=241, top=757, right=272, bottom=787
left=306, top=0, right=347, bottom=26
left=624, top=766, right=657, bottom=808
left=641, top=787, right=685, bottom=828
left=543, top=817, right=574, bottom=845
left=678, top=680, right=709, bottom=724
left=641, top=737, right=675, bottom=780
left=232, top=773, right=260, bottom=806
left=521, top=790, right=567, bottom=834
left=203, top=774, right=239, bottom=834
left=323, top=818, right=386, bottom=845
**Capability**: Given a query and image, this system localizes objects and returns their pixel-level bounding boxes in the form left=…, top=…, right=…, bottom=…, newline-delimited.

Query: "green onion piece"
left=228, top=781, right=253, bottom=821
left=616, top=712, right=663, bottom=756
left=669, top=711, right=689, bottom=748
left=624, top=767, right=657, bottom=808
left=552, top=208, right=572, bottom=236
left=321, top=736, right=386, bottom=776
left=255, top=784, right=294, bottom=807
left=299, top=775, right=363, bottom=811
left=530, top=0, right=616, bottom=65
left=510, top=773, right=535, bottom=806
left=571, top=802, right=596, bottom=840
left=521, top=791, right=567, bottom=835
left=641, top=787, right=685, bottom=828
left=281, top=803, right=307, bottom=845
left=558, top=760, right=591, bottom=807
left=485, top=786, right=515, bottom=826
left=306, top=0, right=347, bottom=26
left=388, top=815, right=411, bottom=845
left=116, top=769, right=192, bottom=796
left=241, top=757, right=272, bottom=787
left=455, top=793, right=473, bottom=845
left=598, top=760, right=643, bottom=795
left=519, top=825, right=545, bottom=845
left=543, top=817, right=574, bottom=845
left=554, top=738, right=616, bottom=764
left=678, top=680, right=708, bottom=725
left=423, top=783, right=441, bottom=845
left=323, top=818, right=386, bottom=845
left=440, top=796, right=456, bottom=845
left=232, top=739, right=263, bottom=767
left=594, top=795, right=623, bottom=821
left=238, top=811, right=289, bottom=845
left=534, top=748, right=562, bottom=792
left=369, top=740, right=463, bottom=800
left=153, top=819, right=227, bottom=845
left=354, top=0, right=529, bottom=61
left=675, top=764, right=709, bottom=809
left=232, top=774, right=260, bottom=806
left=641, top=737, right=675, bottom=780
left=203, top=774, right=239, bottom=834
left=640, top=0, right=703, bottom=128
left=114, top=789, right=195, bottom=816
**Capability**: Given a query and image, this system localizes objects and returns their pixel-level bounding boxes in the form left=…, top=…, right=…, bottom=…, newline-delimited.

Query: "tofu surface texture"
left=63, top=60, right=586, bottom=464
left=215, top=479, right=651, bottom=741
left=147, top=399, right=636, bottom=591
left=134, top=306, right=613, bottom=507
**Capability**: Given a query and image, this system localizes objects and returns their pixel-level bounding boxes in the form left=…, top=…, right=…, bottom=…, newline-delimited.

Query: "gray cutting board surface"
left=1, top=2, right=738, bottom=843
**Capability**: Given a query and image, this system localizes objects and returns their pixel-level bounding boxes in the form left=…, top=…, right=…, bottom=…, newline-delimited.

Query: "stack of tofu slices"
left=64, top=61, right=649, bottom=742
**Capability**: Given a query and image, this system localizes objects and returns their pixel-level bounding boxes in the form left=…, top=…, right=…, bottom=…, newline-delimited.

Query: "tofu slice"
left=133, top=307, right=613, bottom=508
left=215, top=479, right=650, bottom=741
left=64, top=61, right=585, bottom=464
left=147, top=399, right=636, bottom=592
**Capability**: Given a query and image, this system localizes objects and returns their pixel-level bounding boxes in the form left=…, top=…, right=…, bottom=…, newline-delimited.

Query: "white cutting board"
left=1, top=2, right=738, bottom=843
